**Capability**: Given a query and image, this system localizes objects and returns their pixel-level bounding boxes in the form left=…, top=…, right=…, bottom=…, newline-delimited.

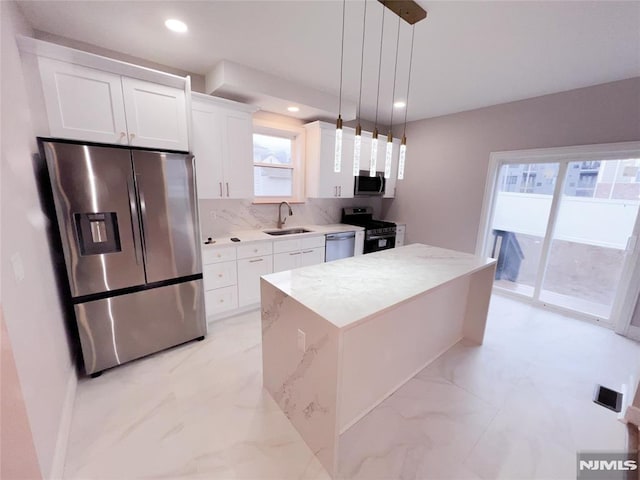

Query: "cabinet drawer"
left=301, top=235, right=326, bottom=249
left=301, top=246, right=325, bottom=267
left=273, top=238, right=301, bottom=254
left=203, top=261, right=237, bottom=290
left=202, top=246, right=236, bottom=264
left=204, top=286, right=238, bottom=316
left=237, top=241, right=273, bottom=259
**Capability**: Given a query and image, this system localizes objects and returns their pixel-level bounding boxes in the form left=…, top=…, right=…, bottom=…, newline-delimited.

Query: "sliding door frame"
left=476, top=141, right=640, bottom=334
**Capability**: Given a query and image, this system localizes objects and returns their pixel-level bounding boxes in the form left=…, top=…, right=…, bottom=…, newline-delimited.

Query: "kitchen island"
left=260, top=243, right=496, bottom=478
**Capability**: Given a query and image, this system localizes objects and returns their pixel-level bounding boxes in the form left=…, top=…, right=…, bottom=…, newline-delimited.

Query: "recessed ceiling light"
left=287, top=106, right=300, bottom=113
left=393, top=101, right=406, bottom=109
left=165, top=19, right=188, bottom=33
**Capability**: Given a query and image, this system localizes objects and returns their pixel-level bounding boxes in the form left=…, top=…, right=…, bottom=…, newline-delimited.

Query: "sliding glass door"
left=489, top=162, right=560, bottom=297
left=481, top=144, right=640, bottom=327
left=539, top=159, right=640, bottom=318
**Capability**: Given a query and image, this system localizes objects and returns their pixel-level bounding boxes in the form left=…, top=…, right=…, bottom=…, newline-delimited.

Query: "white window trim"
left=476, top=141, right=640, bottom=336
left=252, top=118, right=306, bottom=204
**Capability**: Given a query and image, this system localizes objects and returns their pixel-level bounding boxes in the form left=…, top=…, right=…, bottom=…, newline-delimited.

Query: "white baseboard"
left=49, top=370, right=77, bottom=479
left=626, top=325, right=640, bottom=341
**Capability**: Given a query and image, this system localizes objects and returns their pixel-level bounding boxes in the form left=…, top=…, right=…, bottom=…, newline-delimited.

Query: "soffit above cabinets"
left=205, top=60, right=357, bottom=123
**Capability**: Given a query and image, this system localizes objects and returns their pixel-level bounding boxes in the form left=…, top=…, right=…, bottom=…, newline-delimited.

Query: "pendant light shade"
left=398, top=135, right=407, bottom=179
left=384, top=132, right=393, bottom=178
left=334, top=0, right=346, bottom=173
left=334, top=115, right=343, bottom=173
left=370, top=128, right=379, bottom=177
left=353, top=124, right=362, bottom=175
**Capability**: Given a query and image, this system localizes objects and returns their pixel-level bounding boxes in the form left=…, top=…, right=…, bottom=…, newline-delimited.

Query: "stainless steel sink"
left=264, top=228, right=312, bottom=236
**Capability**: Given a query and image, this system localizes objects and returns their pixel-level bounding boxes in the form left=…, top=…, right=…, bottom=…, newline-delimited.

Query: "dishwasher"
left=325, top=231, right=356, bottom=262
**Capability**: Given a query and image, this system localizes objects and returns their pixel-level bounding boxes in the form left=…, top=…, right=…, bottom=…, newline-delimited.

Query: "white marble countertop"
left=262, top=243, right=496, bottom=330
left=202, top=223, right=364, bottom=248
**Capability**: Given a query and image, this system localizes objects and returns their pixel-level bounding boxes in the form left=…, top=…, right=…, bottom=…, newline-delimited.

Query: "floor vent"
left=593, top=384, right=623, bottom=412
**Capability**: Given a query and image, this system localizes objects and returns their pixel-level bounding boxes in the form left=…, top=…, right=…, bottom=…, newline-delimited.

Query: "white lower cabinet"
left=273, top=235, right=326, bottom=273
left=237, top=255, right=273, bottom=307
left=274, top=251, right=301, bottom=272
left=201, top=233, right=338, bottom=319
left=396, top=225, right=406, bottom=247
left=301, top=247, right=325, bottom=266
left=205, top=286, right=238, bottom=316
left=355, top=231, right=365, bottom=256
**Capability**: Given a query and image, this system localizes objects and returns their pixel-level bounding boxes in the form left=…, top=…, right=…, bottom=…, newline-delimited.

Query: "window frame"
left=252, top=118, right=306, bottom=204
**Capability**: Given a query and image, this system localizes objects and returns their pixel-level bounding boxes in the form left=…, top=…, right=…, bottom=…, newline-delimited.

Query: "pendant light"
left=353, top=0, right=368, bottom=177
left=371, top=4, right=386, bottom=177
left=334, top=0, right=346, bottom=173
left=397, top=25, right=415, bottom=180
left=385, top=14, right=401, bottom=179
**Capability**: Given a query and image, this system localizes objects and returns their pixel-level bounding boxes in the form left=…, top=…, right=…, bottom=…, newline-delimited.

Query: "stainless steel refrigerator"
left=40, top=139, right=206, bottom=376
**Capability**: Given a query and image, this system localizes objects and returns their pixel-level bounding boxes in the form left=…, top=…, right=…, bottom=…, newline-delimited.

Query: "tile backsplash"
left=198, top=198, right=382, bottom=239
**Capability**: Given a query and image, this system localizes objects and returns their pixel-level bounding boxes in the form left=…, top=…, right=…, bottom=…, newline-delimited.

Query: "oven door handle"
left=367, top=234, right=395, bottom=241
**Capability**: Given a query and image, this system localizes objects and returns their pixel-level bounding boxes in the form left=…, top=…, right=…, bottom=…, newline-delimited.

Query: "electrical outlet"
left=11, top=253, right=24, bottom=282
left=297, top=329, right=306, bottom=352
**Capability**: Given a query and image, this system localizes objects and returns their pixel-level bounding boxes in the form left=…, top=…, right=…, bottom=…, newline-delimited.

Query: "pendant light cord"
left=356, top=0, right=368, bottom=123
left=402, top=25, right=415, bottom=137
left=374, top=4, right=386, bottom=129
left=338, top=0, right=346, bottom=116
left=389, top=14, right=401, bottom=132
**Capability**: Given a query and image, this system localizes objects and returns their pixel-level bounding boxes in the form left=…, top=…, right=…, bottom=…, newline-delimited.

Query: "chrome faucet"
left=277, top=201, right=293, bottom=229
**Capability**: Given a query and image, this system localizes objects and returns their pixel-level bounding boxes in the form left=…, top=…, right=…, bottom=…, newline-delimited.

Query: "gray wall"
left=383, top=77, right=640, bottom=253
left=1, top=2, right=75, bottom=477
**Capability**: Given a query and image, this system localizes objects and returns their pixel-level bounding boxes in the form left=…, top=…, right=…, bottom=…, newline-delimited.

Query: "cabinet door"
left=383, top=138, right=400, bottom=198
left=273, top=251, right=302, bottom=272
left=354, top=231, right=365, bottom=256
left=38, top=57, right=128, bottom=145
left=301, top=247, right=325, bottom=267
left=222, top=110, right=254, bottom=199
left=122, top=77, right=188, bottom=151
left=395, top=225, right=406, bottom=247
left=205, top=286, right=238, bottom=317
left=237, top=256, right=273, bottom=307
left=203, top=261, right=237, bottom=290
left=192, top=106, right=225, bottom=198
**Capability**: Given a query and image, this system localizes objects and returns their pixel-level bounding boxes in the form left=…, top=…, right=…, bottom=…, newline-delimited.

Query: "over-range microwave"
left=354, top=171, right=385, bottom=196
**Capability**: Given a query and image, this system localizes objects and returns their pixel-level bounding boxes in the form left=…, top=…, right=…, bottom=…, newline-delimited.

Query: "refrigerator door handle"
left=134, top=173, right=148, bottom=267
left=127, top=178, right=143, bottom=265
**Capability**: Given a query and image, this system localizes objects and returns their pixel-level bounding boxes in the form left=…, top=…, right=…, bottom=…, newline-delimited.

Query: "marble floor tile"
left=63, top=295, right=639, bottom=479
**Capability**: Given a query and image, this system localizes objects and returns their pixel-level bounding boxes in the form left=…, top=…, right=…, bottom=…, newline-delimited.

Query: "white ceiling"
left=17, top=0, right=640, bottom=124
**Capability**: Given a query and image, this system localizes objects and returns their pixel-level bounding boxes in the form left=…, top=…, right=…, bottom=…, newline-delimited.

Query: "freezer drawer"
left=75, top=279, right=206, bottom=374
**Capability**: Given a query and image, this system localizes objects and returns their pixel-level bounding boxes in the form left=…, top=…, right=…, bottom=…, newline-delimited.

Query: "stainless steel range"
left=341, top=207, right=396, bottom=253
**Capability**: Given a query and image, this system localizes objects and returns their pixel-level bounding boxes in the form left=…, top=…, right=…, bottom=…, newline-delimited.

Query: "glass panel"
left=253, top=134, right=292, bottom=165
left=489, top=163, right=560, bottom=297
left=540, top=159, right=640, bottom=318
left=254, top=166, right=292, bottom=197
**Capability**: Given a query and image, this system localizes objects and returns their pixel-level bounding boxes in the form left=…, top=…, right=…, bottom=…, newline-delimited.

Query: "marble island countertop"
left=262, top=243, right=496, bottom=330
left=202, top=223, right=364, bottom=247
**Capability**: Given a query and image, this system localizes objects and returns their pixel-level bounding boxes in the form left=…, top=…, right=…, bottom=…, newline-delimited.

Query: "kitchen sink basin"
left=264, top=228, right=312, bottom=236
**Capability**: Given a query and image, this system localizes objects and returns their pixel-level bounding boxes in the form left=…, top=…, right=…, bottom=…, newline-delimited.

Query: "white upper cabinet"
left=37, top=56, right=188, bottom=150
left=121, top=77, right=188, bottom=151
left=305, top=121, right=355, bottom=199
left=191, top=93, right=254, bottom=199
left=38, top=57, right=129, bottom=145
